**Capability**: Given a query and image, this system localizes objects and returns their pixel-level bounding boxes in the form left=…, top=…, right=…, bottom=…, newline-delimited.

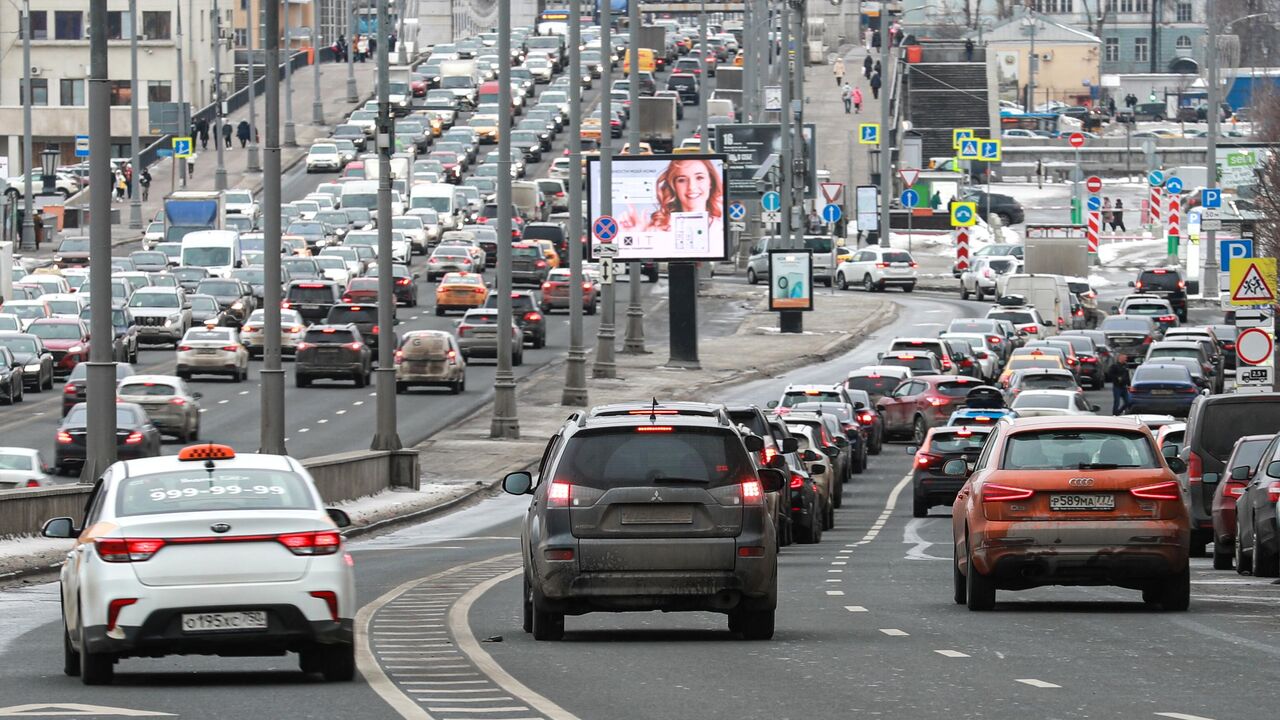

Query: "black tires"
left=732, top=609, right=775, bottom=640
left=63, top=623, right=80, bottom=677
left=912, top=492, right=928, bottom=519
left=1254, top=525, right=1280, bottom=578
left=912, top=416, right=927, bottom=445
left=1212, top=542, right=1234, bottom=571
left=1149, top=567, right=1190, bottom=611
left=300, top=643, right=356, bottom=681
left=531, top=598, right=564, bottom=641
left=863, top=274, right=876, bottom=292
left=747, top=268, right=758, bottom=285
left=837, top=273, right=849, bottom=290
left=522, top=575, right=534, bottom=634
left=79, top=620, right=113, bottom=685
left=965, top=542, right=996, bottom=611
left=952, top=545, right=967, bottom=605
left=296, top=375, right=311, bottom=388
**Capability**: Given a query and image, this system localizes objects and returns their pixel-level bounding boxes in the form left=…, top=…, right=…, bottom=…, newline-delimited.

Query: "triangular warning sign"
left=1232, top=262, right=1276, bottom=303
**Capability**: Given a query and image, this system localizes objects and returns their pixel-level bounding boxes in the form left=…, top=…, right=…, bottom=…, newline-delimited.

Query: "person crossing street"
left=1108, top=355, right=1131, bottom=415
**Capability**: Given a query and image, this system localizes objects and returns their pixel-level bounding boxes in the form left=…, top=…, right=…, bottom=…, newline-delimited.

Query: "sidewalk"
left=0, top=285, right=899, bottom=580
left=806, top=44, right=884, bottom=193
left=94, top=60, right=379, bottom=249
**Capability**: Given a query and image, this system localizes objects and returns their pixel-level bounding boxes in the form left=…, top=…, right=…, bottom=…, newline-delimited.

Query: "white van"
left=180, top=230, right=242, bottom=279
left=999, top=273, right=1071, bottom=334
left=408, top=183, right=461, bottom=230
left=340, top=180, right=379, bottom=215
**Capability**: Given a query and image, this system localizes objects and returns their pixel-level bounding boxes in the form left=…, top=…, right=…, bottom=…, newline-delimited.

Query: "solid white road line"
left=1015, top=679, right=1062, bottom=689
left=860, top=472, right=914, bottom=543
left=449, top=567, right=582, bottom=720
left=934, top=650, right=969, bottom=658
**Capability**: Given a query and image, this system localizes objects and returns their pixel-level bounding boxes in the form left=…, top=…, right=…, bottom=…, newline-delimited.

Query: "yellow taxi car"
left=998, top=349, right=1066, bottom=387
left=534, top=240, right=561, bottom=270
left=434, top=272, right=488, bottom=316
left=620, top=142, right=654, bottom=155
left=580, top=117, right=603, bottom=143
left=470, top=114, right=500, bottom=144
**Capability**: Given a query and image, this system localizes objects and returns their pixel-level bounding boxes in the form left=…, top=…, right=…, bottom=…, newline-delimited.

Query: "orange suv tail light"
left=981, top=483, right=1033, bottom=502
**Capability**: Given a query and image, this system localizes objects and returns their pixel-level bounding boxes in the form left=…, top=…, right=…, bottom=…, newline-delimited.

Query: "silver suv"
left=503, top=402, right=784, bottom=640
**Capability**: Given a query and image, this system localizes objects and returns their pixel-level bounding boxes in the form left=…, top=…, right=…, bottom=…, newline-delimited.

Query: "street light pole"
left=175, top=0, right=188, bottom=187
left=592, top=9, right=618, bottom=379
left=83, top=0, right=116, bottom=482
left=19, top=0, right=34, bottom=251
left=213, top=0, right=228, bottom=191
left=312, top=30, right=324, bottom=125
left=246, top=1, right=261, bottom=173
left=260, top=0, right=286, bottom=454
left=490, top=0, right=519, bottom=438
left=1203, top=8, right=1220, bottom=298
left=346, top=0, right=358, bottom=102
left=371, top=0, right=400, bottom=450
left=128, top=0, right=143, bottom=228
left=395, top=0, right=408, bottom=66
left=283, top=0, right=297, bottom=147
left=878, top=0, right=890, bottom=248
left=622, top=0, right=646, bottom=354
left=562, top=0, right=587, bottom=406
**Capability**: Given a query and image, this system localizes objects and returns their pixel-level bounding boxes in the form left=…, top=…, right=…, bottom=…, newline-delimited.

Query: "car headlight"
left=67, top=345, right=83, bottom=354
left=168, top=314, right=181, bottom=325
left=24, top=363, right=40, bottom=372
left=231, top=301, right=244, bottom=310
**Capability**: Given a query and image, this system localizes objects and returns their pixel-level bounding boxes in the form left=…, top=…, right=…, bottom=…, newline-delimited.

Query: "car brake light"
left=1131, top=480, right=1180, bottom=501
left=547, top=480, right=572, bottom=508
left=57, top=431, right=73, bottom=444
left=124, top=431, right=144, bottom=445
left=1176, top=280, right=1186, bottom=289
left=177, top=345, right=193, bottom=352
left=1135, top=280, right=1144, bottom=290
left=63, top=383, right=77, bottom=395
left=582, top=282, right=593, bottom=290
left=96, top=537, right=165, bottom=563
left=221, top=345, right=241, bottom=352
left=1187, top=450, right=1202, bottom=484
left=541, top=282, right=552, bottom=291
left=169, top=397, right=186, bottom=406
left=741, top=479, right=764, bottom=505
left=524, top=311, right=542, bottom=322
left=535, top=260, right=547, bottom=268
left=926, top=396, right=949, bottom=407
left=396, top=277, right=412, bottom=286
left=24, top=479, right=39, bottom=487
left=941, top=359, right=953, bottom=369
left=876, top=262, right=890, bottom=268
left=1022, top=325, right=1038, bottom=334
left=1081, top=356, right=1096, bottom=363
left=309, top=590, right=340, bottom=622
left=277, top=531, right=341, bottom=555
left=981, top=483, right=1033, bottom=502
left=856, top=410, right=875, bottom=425
left=915, top=452, right=941, bottom=468
left=344, top=342, right=363, bottom=351
left=790, top=472, right=804, bottom=489
left=281, top=301, right=293, bottom=309
left=1225, top=481, right=1247, bottom=498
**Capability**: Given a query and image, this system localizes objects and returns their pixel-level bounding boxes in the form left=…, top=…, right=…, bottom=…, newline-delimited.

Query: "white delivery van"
left=180, top=230, right=242, bottom=279
left=999, top=273, right=1071, bottom=335
left=408, top=183, right=461, bottom=230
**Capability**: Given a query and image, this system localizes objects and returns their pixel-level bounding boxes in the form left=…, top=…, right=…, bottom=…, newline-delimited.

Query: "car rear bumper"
left=84, top=604, right=351, bottom=658
left=537, top=566, right=776, bottom=614
left=972, top=521, right=1188, bottom=587
left=1128, top=395, right=1196, bottom=415
left=913, top=473, right=965, bottom=503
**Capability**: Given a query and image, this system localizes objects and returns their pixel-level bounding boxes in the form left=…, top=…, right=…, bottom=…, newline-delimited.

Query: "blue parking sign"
left=1221, top=238, right=1254, bottom=271
left=1201, top=188, right=1222, bottom=208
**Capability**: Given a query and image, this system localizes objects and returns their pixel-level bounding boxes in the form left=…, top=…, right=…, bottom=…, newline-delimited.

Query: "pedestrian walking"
left=852, top=85, right=863, bottom=114
left=221, top=122, right=233, bottom=148
left=929, top=190, right=942, bottom=210
left=874, top=59, right=881, bottom=75
left=1102, top=197, right=1112, bottom=231
left=833, top=57, right=845, bottom=87
left=1108, top=356, right=1132, bottom=415
left=964, top=38, right=974, bottom=62
left=237, top=120, right=251, bottom=148
left=124, top=163, right=133, bottom=199
left=196, top=117, right=210, bottom=150
left=356, top=35, right=368, bottom=62
left=1112, top=199, right=1126, bottom=232
left=869, top=71, right=881, bottom=100
left=871, top=30, right=881, bottom=49
left=113, top=169, right=126, bottom=202
left=368, top=36, right=377, bottom=55
left=388, top=33, right=397, bottom=53
left=139, top=169, right=151, bottom=202
left=841, top=82, right=853, bottom=113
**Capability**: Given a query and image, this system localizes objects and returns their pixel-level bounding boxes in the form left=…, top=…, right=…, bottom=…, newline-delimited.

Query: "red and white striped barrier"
left=1086, top=210, right=1100, bottom=254
left=1149, top=186, right=1162, bottom=228
left=955, top=227, right=969, bottom=272
left=1166, top=193, right=1180, bottom=247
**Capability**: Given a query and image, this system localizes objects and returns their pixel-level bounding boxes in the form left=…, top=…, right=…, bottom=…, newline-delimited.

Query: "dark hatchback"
left=484, top=291, right=545, bottom=348
left=55, top=402, right=161, bottom=475
left=295, top=325, right=373, bottom=388
left=1233, top=434, right=1280, bottom=577
left=909, top=425, right=992, bottom=517
left=283, top=280, right=343, bottom=322
left=1133, top=267, right=1188, bottom=322
left=1211, top=434, right=1272, bottom=571
left=324, top=303, right=392, bottom=351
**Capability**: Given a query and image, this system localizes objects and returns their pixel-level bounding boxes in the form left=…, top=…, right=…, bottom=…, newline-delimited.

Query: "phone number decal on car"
left=149, top=485, right=286, bottom=501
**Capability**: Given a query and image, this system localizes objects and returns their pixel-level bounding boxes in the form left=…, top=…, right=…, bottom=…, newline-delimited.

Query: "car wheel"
left=965, top=541, right=996, bottom=611
left=824, top=498, right=835, bottom=530
left=952, top=543, right=967, bottom=605
left=396, top=382, right=406, bottom=394
left=178, top=372, right=191, bottom=381
left=1253, top=522, right=1279, bottom=577
left=913, top=492, right=928, bottom=518
left=1235, top=516, right=1251, bottom=575
left=354, top=371, right=366, bottom=388
left=837, top=272, right=848, bottom=291
left=63, top=622, right=81, bottom=677
left=1213, top=542, right=1234, bottom=571
left=747, top=267, right=758, bottom=285
left=534, top=334, right=546, bottom=350
left=912, top=416, right=927, bottom=445
left=995, top=212, right=1014, bottom=226
left=1156, top=567, right=1191, bottom=611
left=863, top=274, right=876, bottom=292
left=190, top=420, right=199, bottom=442
left=296, top=375, right=311, bottom=388
left=78, top=617, right=114, bottom=685
left=530, top=597, right=564, bottom=641
left=435, top=306, right=445, bottom=316
left=960, top=283, right=970, bottom=300
left=522, top=575, right=534, bottom=634
left=43, top=371, right=53, bottom=390
left=734, top=609, right=775, bottom=640
left=514, top=352, right=524, bottom=367
left=902, top=283, right=915, bottom=293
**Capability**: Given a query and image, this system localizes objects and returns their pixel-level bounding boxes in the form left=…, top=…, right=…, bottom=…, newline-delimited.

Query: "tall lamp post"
left=312, top=32, right=325, bottom=125
left=19, top=0, right=35, bottom=251
left=346, top=0, right=358, bottom=102
left=283, top=0, right=297, bottom=147
left=622, top=0, right=646, bottom=354
left=592, top=8, right=617, bottom=379
left=490, top=0, right=519, bottom=438
left=371, top=0, right=401, bottom=451
left=128, top=0, right=143, bottom=228
left=246, top=3, right=261, bottom=173
left=260, top=0, right=286, bottom=454
left=212, top=0, right=228, bottom=192
left=561, top=0, right=587, bottom=406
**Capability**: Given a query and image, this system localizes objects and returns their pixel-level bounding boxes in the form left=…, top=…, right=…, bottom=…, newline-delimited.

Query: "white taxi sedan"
left=241, top=308, right=307, bottom=357
left=42, top=444, right=356, bottom=684
left=176, top=327, right=250, bottom=381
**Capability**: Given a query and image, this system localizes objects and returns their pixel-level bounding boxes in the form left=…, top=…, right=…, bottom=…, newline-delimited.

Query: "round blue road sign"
left=1164, top=176, right=1183, bottom=194
left=1086, top=196, right=1102, bottom=212
left=761, top=191, right=781, bottom=212
left=953, top=204, right=974, bottom=224
left=821, top=203, right=842, bottom=223
left=593, top=215, right=619, bottom=242
left=900, top=189, right=920, bottom=207
left=727, top=202, right=747, bottom=220
left=1147, top=169, right=1164, bottom=187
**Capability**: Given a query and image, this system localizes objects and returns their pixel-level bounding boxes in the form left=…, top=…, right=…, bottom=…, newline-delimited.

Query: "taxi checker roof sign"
left=585, top=154, right=730, bottom=263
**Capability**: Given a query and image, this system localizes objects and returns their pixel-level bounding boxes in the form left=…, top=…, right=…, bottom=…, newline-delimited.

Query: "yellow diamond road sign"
left=1230, top=257, right=1277, bottom=306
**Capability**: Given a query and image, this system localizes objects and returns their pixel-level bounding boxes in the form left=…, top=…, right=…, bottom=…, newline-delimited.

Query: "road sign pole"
left=260, top=0, right=286, bottom=455
left=490, top=0, right=520, bottom=438
left=907, top=204, right=913, bottom=254
left=562, top=0, right=590, bottom=403
left=1150, top=185, right=1162, bottom=234
left=1166, top=192, right=1180, bottom=263
left=1086, top=209, right=1100, bottom=258
left=592, top=15, right=616, bottom=380
left=1204, top=6, right=1221, bottom=299
left=955, top=227, right=970, bottom=273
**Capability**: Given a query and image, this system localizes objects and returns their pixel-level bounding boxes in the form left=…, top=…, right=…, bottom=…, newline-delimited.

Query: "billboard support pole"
left=561, top=0, right=588, bottom=405
left=592, top=9, right=617, bottom=379
left=622, top=0, right=647, bottom=354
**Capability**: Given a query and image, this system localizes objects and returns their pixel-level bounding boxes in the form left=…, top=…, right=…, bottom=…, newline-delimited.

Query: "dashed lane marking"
left=879, top=628, right=909, bottom=637
left=844, top=606, right=867, bottom=612
left=218, top=399, right=229, bottom=404
left=935, top=650, right=969, bottom=658
left=826, top=590, right=845, bottom=596
left=1155, top=713, right=1216, bottom=720
left=1016, top=679, right=1062, bottom=689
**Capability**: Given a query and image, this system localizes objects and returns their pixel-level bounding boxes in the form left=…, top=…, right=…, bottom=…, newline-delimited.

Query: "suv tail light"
left=124, top=431, right=144, bottom=445
left=740, top=479, right=764, bottom=505
left=344, top=342, right=364, bottom=351
left=856, top=410, right=875, bottom=425
left=1187, top=450, right=1203, bottom=485
left=981, top=483, right=1033, bottom=502
left=1224, top=480, right=1247, bottom=499
left=789, top=473, right=803, bottom=489
left=1131, top=481, right=1180, bottom=501
left=524, top=312, right=542, bottom=322
left=915, top=452, right=941, bottom=469
left=1267, top=482, right=1280, bottom=504
left=547, top=480, right=572, bottom=508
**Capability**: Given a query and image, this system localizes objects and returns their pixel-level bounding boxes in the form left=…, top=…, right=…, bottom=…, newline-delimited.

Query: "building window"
left=1120, top=0, right=1149, bottom=11
left=109, top=80, right=132, bottom=106
left=1176, top=2, right=1193, bottom=22
left=1134, top=37, right=1149, bottom=62
left=105, top=11, right=135, bottom=40
left=1104, top=37, right=1119, bottom=62
left=147, top=81, right=172, bottom=102
left=53, top=10, right=83, bottom=40
left=1175, top=34, right=1192, bottom=50
left=21, top=10, right=48, bottom=39
left=233, top=28, right=248, bottom=47
left=59, top=79, right=85, bottom=106
left=142, top=11, right=171, bottom=40
left=1037, top=0, right=1072, bottom=12
left=1104, top=0, right=1117, bottom=10
left=20, top=78, right=49, bottom=106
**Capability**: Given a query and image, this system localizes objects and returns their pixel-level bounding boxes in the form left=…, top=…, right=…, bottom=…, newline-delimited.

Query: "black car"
left=55, top=401, right=161, bottom=475
left=1133, top=267, right=1189, bottom=322
left=195, top=278, right=257, bottom=322
left=666, top=73, right=700, bottom=104
left=521, top=222, right=568, bottom=260
left=0, top=347, right=23, bottom=404
left=283, top=280, right=343, bottom=322
left=170, top=266, right=212, bottom=293
left=766, top=416, right=823, bottom=545
left=959, top=190, right=1025, bottom=226
left=726, top=405, right=798, bottom=545
left=484, top=291, right=545, bottom=348
left=61, top=361, right=137, bottom=416
left=0, top=332, right=53, bottom=391
left=367, top=263, right=420, bottom=307
left=909, top=425, right=993, bottom=517
left=295, top=324, right=373, bottom=387
left=325, top=303, right=393, bottom=351
left=78, top=302, right=140, bottom=364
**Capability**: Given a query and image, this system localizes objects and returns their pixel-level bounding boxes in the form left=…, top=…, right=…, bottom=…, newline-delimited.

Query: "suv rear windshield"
left=988, top=310, right=1035, bottom=325
left=883, top=356, right=934, bottom=373
left=1101, top=317, right=1152, bottom=333
left=522, top=226, right=564, bottom=242
left=1199, top=401, right=1280, bottom=462
left=304, top=328, right=355, bottom=343
left=847, top=374, right=900, bottom=396
left=327, top=306, right=378, bottom=324
left=116, top=469, right=315, bottom=517
left=726, top=410, right=768, bottom=438
left=485, top=295, right=536, bottom=312
left=1138, top=270, right=1183, bottom=291
left=803, top=237, right=832, bottom=253
left=881, top=251, right=913, bottom=263
left=1018, top=374, right=1076, bottom=391
left=931, top=430, right=990, bottom=454
left=288, top=285, right=335, bottom=303
left=1003, top=430, right=1157, bottom=470
left=781, top=390, right=842, bottom=408
left=936, top=380, right=981, bottom=397
left=554, top=427, right=752, bottom=490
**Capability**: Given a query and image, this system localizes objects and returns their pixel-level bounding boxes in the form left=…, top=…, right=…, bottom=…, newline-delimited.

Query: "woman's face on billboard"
left=671, top=162, right=712, bottom=212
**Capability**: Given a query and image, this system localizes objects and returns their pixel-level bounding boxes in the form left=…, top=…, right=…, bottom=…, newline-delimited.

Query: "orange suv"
left=950, top=416, right=1190, bottom=611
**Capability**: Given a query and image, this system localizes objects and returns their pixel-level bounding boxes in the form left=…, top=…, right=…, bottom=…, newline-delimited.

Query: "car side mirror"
left=800, top=448, right=821, bottom=462
left=756, top=467, right=785, bottom=493
left=1110, top=305, right=1119, bottom=313
left=326, top=508, right=352, bottom=528
left=766, top=400, right=778, bottom=408
left=1201, top=469, right=1220, bottom=483
left=1230, top=465, right=1251, bottom=481
left=1161, top=444, right=1178, bottom=459
left=779, top=437, right=798, bottom=454
left=906, top=445, right=919, bottom=454
left=41, top=517, right=77, bottom=539
left=822, top=445, right=840, bottom=459
left=833, top=437, right=849, bottom=448
left=1128, top=281, right=1135, bottom=287
left=810, top=463, right=826, bottom=476
left=1166, top=457, right=1188, bottom=474
left=942, top=459, right=968, bottom=476
left=742, top=434, right=764, bottom=453
left=503, top=470, right=533, bottom=495
left=192, top=392, right=203, bottom=400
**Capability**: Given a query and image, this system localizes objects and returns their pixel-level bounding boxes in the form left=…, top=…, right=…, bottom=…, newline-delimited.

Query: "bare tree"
left=1078, top=0, right=1112, bottom=40
left=1247, top=86, right=1280, bottom=258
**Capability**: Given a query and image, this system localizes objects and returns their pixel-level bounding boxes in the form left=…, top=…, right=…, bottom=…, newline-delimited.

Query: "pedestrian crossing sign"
left=172, top=136, right=193, bottom=159
left=952, top=128, right=974, bottom=149
left=858, top=123, right=880, bottom=145
left=1230, top=257, right=1277, bottom=306
left=979, top=139, right=1002, bottom=162
left=958, top=139, right=980, bottom=160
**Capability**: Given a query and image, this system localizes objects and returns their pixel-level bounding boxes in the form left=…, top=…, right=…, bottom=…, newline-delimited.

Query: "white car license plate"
left=1050, top=494, right=1115, bottom=511
left=1151, top=389, right=1173, bottom=395
left=181, top=611, right=268, bottom=632
left=197, top=348, right=218, bottom=355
